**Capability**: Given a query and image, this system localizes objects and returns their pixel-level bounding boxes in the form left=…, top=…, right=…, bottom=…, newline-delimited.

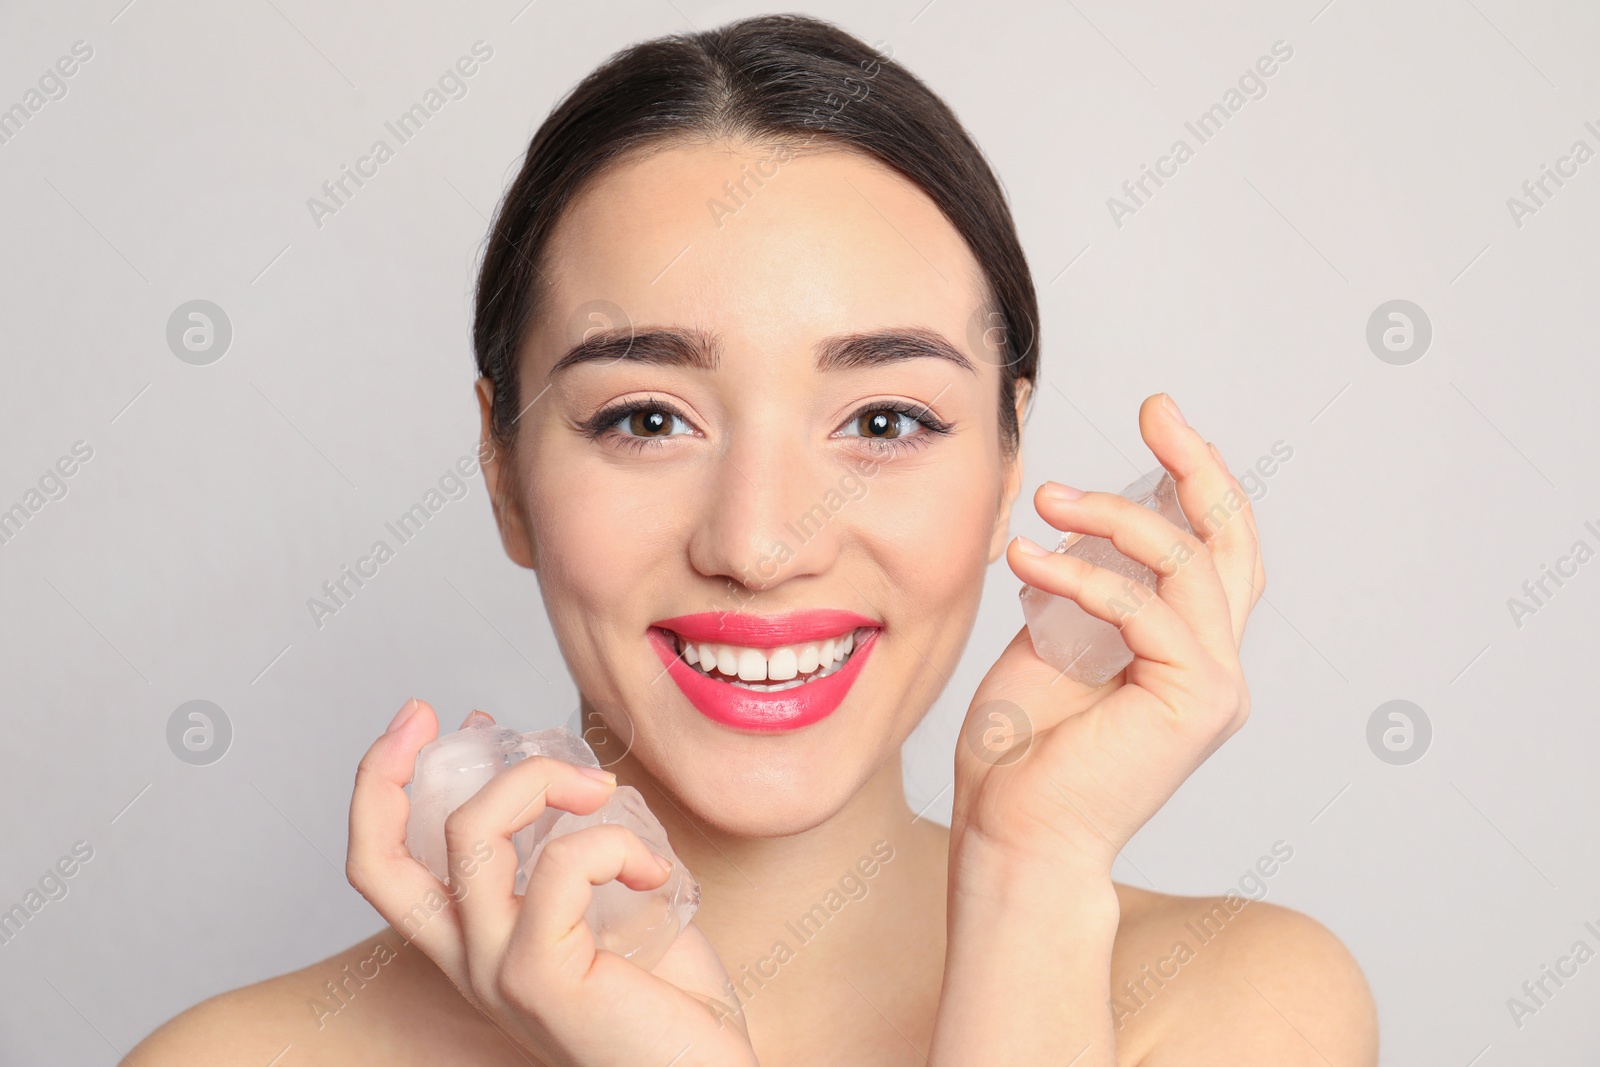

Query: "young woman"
left=131, top=14, right=1377, bottom=1065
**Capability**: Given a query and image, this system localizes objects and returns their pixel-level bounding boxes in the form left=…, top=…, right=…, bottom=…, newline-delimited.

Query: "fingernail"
left=461, top=710, right=492, bottom=728
left=654, top=854, right=674, bottom=874
left=386, top=698, right=420, bottom=734
left=577, top=764, right=617, bottom=785
left=1042, top=481, right=1084, bottom=501
left=1013, top=535, right=1052, bottom=557
left=1163, top=394, right=1187, bottom=426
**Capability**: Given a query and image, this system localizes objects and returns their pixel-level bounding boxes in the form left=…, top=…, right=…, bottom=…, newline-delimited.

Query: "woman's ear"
left=475, top=377, right=538, bottom=571
left=987, top=378, right=1032, bottom=564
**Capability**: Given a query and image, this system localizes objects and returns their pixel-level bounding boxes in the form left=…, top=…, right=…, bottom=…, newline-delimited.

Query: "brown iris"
left=628, top=409, right=672, bottom=436
left=856, top=410, right=902, bottom=439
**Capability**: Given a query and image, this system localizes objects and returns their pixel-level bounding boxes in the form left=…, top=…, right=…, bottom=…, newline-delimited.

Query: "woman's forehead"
left=533, top=142, right=987, bottom=361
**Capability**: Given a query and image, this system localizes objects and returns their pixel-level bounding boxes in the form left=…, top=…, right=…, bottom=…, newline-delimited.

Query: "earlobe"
left=475, top=378, right=538, bottom=571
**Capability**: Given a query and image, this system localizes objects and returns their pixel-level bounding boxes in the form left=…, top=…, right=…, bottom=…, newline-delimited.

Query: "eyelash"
left=581, top=396, right=696, bottom=455
left=580, top=397, right=953, bottom=455
left=835, top=400, right=952, bottom=454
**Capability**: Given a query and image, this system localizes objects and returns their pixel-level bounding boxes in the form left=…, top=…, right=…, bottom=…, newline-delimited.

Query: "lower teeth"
left=725, top=662, right=841, bottom=691
left=730, top=677, right=807, bottom=691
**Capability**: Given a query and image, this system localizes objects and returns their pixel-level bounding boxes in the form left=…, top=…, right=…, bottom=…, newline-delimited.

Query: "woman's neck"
left=614, top=746, right=951, bottom=1048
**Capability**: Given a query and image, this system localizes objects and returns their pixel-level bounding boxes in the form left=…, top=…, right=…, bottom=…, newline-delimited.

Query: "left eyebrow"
left=815, top=327, right=976, bottom=374
left=547, top=325, right=976, bottom=375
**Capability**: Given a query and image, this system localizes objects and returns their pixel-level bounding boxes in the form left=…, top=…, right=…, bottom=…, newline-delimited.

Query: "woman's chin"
left=626, top=737, right=880, bottom=840
left=690, top=799, right=848, bottom=839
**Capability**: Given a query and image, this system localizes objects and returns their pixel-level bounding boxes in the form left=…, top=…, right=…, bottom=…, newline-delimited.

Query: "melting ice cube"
left=403, top=720, right=698, bottom=970
left=1020, top=468, right=1193, bottom=687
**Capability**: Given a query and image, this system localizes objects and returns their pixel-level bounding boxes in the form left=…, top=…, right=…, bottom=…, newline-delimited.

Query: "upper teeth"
left=675, top=630, right=859, bottom=683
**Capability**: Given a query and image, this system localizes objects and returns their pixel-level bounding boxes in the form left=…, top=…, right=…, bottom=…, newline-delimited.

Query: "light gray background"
left=2, top=0, right=1596, bottom=1062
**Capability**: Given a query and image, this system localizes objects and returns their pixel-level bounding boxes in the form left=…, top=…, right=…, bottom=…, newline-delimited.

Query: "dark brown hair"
left=473, top=13, right=1038, bottom=454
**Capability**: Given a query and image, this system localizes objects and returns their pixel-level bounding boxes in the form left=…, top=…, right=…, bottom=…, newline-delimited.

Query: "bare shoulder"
left=123, top=931, right=517, bottom=1066
left=1109, top=884, right=1378, bottom=1067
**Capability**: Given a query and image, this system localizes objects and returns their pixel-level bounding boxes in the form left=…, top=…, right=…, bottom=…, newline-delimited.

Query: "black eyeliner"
left=844, top=400, right=954, bottom=436
left=580, top=395, right=691, bottom=439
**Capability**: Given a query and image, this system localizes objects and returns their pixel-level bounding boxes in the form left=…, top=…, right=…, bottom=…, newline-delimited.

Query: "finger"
left=346, top=698, right=467, bottom=972
left=1031, top=480, right=1235, bottom=670
left=1138, top=394, right=1262, bottom=649
left=461, top=709, right=495, bottom=727
left=516, top=823, right=674, bottom=955
left=1206, top=441, right=1268, bottom=632
left=1008, top=536, right=1208, bottom=673
left=443, top=756, right=619, bottom=957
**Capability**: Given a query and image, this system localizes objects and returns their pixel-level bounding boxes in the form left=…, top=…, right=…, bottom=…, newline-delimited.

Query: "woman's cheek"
left=526, top=463, right=620, bottom=590
left=864, top=458, right=997, bottom=588
left=529, top=455, right=697, bottom=608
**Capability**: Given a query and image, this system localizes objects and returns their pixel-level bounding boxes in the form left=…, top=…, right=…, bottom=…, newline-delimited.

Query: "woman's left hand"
left=950, top=392, right=1266, bottom=879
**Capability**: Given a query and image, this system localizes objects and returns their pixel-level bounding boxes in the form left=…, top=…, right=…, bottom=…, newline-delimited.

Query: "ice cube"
left=521, top=786, right=700, bottom=971
left=1020, top=468, right=1193, bottom=687
left=403, top=719, right=698, bottom=968
left=402, top=721, right=540, bottom=886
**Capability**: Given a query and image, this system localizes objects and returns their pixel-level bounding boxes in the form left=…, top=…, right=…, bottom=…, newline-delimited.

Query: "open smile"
left=648, top=609, right=881, bottom=731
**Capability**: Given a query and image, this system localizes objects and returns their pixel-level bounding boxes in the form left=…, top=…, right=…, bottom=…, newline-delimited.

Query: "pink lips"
left=649, top=610, right=880, bottom=732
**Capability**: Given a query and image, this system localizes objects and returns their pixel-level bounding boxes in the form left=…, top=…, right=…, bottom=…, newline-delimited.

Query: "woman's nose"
left=686, top=435, right=845, bottom=591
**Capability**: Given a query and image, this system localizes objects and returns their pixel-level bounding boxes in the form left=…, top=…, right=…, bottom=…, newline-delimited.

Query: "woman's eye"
left=610, top=407, right=693, bottom=438
left=842, top=408, right=922, bottom=440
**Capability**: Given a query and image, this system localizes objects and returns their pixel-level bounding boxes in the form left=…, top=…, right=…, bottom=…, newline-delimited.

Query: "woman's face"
left=480, top=140, right=1025, bottom=837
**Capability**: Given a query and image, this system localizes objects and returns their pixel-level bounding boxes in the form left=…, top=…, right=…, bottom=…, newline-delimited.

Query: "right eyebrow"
left=548, top=327, right=720, bottom=375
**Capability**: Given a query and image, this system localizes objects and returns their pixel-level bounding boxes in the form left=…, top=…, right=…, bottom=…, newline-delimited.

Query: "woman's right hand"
left=346, top=699, right=758, bottom=1067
